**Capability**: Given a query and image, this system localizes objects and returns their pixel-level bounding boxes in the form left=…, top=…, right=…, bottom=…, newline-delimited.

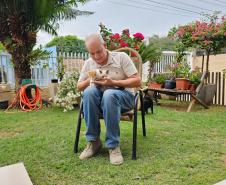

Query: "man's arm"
left=93, top=73, right=141, bottom=88
left=77, top=78, right=90, bottom=92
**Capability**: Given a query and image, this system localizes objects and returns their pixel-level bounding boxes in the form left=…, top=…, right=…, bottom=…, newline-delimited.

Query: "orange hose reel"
left=6, top=84, right=43, bottom=112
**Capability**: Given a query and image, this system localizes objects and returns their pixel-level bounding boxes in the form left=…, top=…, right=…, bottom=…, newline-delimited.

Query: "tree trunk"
left=206, top=50, right=210, bottom=72
left=5, top=32, right=36, bottom=91
left=13, top=59, right=31, bottom=91
left=205, top=50, right=210, bottom=84
left=0, top=12, right=37, bottom=91
left=201, top=54, right=204, bottom=73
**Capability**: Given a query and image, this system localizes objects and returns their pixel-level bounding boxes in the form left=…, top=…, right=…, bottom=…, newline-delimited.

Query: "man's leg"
left=79, top=86, right=102, bottom=160
left=101, top=89, right=134, bottom=164
left=83, top=86, right=102, bottom=141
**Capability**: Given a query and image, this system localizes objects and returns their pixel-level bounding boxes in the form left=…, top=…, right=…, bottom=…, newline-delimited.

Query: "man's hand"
left=93, top=77, right=115, bottom=87
left=93, top=74, right=141, bottom=88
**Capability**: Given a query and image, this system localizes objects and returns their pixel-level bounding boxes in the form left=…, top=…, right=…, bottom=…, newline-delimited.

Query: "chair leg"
left=139, top=92, right=146, bottom=137
left=132, top=93, right=140, bottom=160
left=151, top=98, right=154, bottom=114
left=74, top=102, right=83, bottom=153
left=132, top=109, right=137, bottom=160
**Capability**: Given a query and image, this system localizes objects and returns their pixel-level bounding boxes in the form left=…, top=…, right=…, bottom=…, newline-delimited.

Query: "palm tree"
left=0, top=0, right=92, bottom=89
left=139, top=43, right=162, bottom=80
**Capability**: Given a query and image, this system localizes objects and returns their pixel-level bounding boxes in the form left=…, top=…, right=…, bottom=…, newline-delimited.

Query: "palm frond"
left=40, top=23, right=59, bottom=36
left=56, top=8, right=94, bottom=20
left=28, top=47, right=51, bottom=65
left=140, top=43, right=162, bottom=64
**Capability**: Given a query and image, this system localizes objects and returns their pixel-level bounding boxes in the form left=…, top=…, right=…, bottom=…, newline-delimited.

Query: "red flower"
left=120, top=40, right=129, bottom=47
left=99, top=24, right=144, bottom=54
left=177, top=27, right=185, bottom=37
left=133, top=32, right=144, bottom=40
left=110, top=33, right=120, bottom=40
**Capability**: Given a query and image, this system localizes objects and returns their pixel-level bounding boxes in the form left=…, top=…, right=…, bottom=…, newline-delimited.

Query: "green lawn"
left=0, top=101, right=226, bottom=185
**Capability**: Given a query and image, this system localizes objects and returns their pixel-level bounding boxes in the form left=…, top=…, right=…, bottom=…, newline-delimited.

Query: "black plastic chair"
left=74, top=47, right=147, bottom=160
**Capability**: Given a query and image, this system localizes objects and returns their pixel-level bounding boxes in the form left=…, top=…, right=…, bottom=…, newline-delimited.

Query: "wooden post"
left=201, top=54, right=204, bottom=73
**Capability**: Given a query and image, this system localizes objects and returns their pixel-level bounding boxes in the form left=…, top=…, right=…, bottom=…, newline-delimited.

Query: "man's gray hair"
left=85, top=34, right=105, bottom=44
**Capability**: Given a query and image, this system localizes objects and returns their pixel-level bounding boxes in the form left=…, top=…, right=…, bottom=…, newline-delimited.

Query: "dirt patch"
left=158, top=102, right=188, bottom=112
left=161, top=120, right=175, bottom=124
left=220, top=154, right=226, bottom=166
left=0, top=130, right=22, bottom=138
left=223, top=143, right=226, bottom=148
left=160, top=131, right=171, bottom=136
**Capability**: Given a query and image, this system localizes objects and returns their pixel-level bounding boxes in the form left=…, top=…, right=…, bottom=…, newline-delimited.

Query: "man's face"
left=86, top=40, right=108, bottom=65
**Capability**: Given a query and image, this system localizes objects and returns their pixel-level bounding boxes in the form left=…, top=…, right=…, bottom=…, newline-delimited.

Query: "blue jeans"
left=83, top=86, right=134, bottom=148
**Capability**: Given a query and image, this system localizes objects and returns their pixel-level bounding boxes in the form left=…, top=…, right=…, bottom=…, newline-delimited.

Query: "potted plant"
left=189, top=70, right=201, bottom=93
left=148, top=74, right=166, bottom=89
left=169, top=62, right=191, bottom=90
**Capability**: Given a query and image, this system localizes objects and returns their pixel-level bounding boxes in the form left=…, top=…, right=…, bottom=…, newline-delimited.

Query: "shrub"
left=99, top=23, right=144, bottom=52
left=54, top=70, right=80, bottom=112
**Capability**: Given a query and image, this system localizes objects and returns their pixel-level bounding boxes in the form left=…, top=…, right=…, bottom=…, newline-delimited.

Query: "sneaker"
left=79, top=139, right=102, bottom=160
left=109, top=147, right=124, bottom=165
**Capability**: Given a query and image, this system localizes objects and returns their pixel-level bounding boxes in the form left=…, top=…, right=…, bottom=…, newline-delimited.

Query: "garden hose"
left=5, top=84, right=43, bottom=112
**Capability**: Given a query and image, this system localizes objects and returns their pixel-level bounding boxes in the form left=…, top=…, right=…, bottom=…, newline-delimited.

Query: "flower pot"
left=0, top=100, right=8, bottom=109
left=176, top=78, right=190, bottom=90
left=51, top=79, right=58, bottom=83
left=149, top=82, right=162, bottom=89
left=164, top=80, right=176, bottom=89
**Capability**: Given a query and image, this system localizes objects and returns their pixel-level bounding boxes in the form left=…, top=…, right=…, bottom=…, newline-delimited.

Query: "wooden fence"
left=176, top=72, right=226, bottom=106
left=208, top=72, right=225, bottom=106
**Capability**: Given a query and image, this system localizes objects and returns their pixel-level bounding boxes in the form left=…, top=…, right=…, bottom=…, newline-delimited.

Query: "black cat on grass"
left=143, top=95, right=153, bottom=114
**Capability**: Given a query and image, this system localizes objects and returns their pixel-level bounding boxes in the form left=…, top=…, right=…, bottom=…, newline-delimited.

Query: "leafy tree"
left=0, top=0, right=92, bottom=89
left=46, top=35, right=87, bottom=53
left=168, top=12, right=226, bottom=71
left=148, top=35, right=177, bottom=51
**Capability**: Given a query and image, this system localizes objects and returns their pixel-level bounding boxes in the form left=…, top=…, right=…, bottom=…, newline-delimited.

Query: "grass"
left=0, top=100, right=226, bottom=185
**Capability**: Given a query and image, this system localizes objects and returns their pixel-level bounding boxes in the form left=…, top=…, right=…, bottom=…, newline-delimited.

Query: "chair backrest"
left=195, top=71, right=208, bottom=94
left=114, top=47, right=142, bottom=78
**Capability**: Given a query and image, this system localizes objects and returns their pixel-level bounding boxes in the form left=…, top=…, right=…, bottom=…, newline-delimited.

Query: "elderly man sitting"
left=77, top=34, right=141, bottom=165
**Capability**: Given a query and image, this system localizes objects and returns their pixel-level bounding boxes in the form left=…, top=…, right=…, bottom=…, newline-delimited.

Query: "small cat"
left=143, top=95, right=153, bottom=114
left=88, top=69, right=109, bottom=86
left=95, top=69, right=109, bottom=80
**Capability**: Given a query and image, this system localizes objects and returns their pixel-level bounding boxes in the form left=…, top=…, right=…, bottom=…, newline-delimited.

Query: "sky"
left=37, top=0, right=226, bottom=46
